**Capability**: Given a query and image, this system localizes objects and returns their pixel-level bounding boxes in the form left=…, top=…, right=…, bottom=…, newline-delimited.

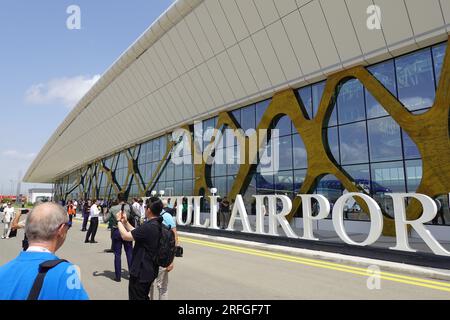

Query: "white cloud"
left=2, top=150, right=36, bottom=160
left=25, top=74, right=101, bottom=109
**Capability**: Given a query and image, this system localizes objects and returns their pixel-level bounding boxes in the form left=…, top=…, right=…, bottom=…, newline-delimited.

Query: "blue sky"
left=0, top=0, right=174, bottom=195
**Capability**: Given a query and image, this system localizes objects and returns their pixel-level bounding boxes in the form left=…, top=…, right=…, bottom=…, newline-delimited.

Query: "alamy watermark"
left=367, top=5, right=382, bottom=30
left=366, top=265, right=382, bottom=290
left=66, top=264, right=82, bottom=290
left=170, top=124, right=280, bottom=175
left=66, top=5, right=81, bottom=30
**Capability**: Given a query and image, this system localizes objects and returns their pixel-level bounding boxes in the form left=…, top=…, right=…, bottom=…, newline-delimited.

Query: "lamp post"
left=210, top=188, right=217, bottom=196
left=159, top=190, right=165, bottom=197
left=151, top=190, right=157, bottom=197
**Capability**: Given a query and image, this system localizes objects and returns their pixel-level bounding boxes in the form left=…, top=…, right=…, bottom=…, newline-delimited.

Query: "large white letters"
left=298, top=194, right=330, bottom=241
left=227, top=195, right=253, bottom=233
left=388, top=193, right=450, bottom=257
left=267, top=195, right=297, bottom=238
left=332, top=193, right=383, bottom=246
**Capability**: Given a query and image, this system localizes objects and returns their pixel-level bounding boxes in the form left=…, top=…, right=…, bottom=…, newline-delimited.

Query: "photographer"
left=150, top=198, right=179, bottom=300
left=104, top=194, right=133, bottom=282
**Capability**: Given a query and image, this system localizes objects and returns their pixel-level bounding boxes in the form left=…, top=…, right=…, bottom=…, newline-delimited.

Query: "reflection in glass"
left=292, top=134, right=307, bottom=169
left=433, top=43, right=446, bottom=86
left=275, top=116, right=292, bottom=137
left=402, top=130, right=421, bottom=159
left=215, top=176, right=226, bottom=196
left=337, top=79, right=365, bottom=125
left=275, top=136, right=293, bottom=171
left=256, top=99, right=271, bottom=126
left=241, top=105, right=256, bottom=133
left=366, top=60, right=396, bottom=118
left=256, top=172, right=275, bottom=194
left=396, top=48, right=435, bottom=112
left=342, top=164, right=370, bottom=191
left=368, top=117, right=402, bottom=162
left=371, top=161, right=405, bottom=217
left=183, top=180, right=193, bottom=196
left=153, top=139, right=160, bottom=162
left=326, top=127, right=340, bottom=165
left=315, top=175, right=343, bottom=209
left=405, top=159, right=422, bottom=193
left=175, top=163, right=183, bottom=180
left=274, top=170, right=294, bottom=194
left=293, top=170, right=306, bottom=191
left=297, top=87, right=312, bottom=119
left=339, top=122, right=369, bottom=165
left=312, top=82, right=325, bottom=119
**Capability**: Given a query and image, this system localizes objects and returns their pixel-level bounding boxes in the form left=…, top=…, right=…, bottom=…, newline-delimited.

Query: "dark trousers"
left=112, top=228, right=133, bottom=279
left=129, top=276, right=153, bottom=300
left=82, top=213, right=89, bottom=231
left=85, top=217, right=98, bottom=242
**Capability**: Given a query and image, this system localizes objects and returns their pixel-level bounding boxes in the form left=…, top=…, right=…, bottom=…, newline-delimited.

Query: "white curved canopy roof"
left=25, top=0, right=450, bottom=183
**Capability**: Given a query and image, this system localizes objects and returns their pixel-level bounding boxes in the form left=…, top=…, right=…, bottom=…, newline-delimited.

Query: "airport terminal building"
left=25, top=0, right=450, bottom=238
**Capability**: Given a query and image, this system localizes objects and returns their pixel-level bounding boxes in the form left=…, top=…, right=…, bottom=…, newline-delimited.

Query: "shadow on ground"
left=93, top=269, right=130, bottom=281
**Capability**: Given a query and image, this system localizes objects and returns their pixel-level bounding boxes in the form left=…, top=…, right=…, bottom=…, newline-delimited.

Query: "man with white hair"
left=0, top=202, right=89, bottom=300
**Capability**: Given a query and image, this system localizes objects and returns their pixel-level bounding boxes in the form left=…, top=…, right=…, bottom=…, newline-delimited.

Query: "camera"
left=175, top=246, right=183, bottom=258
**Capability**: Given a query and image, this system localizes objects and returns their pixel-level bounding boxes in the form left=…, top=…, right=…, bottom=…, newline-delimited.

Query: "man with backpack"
left=116, top=197, right=176, bottom=300
left=149, top=198, right=178, bottom=300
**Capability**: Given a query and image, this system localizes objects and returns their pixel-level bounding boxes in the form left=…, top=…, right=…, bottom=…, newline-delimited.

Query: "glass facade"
left=55, top=41, right=450, bottom=225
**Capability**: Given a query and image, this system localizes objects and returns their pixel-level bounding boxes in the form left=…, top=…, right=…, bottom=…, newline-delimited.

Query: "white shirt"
left=139, top=204, right=146, bottom=219
left=90, top=204, right=100, bottom=218
left=3, top=207, right=15, bottom=223
left=27, top=246, right=52, bottom=253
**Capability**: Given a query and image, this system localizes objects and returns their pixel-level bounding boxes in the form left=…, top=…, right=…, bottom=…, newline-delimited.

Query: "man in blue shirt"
left=0, top=202, right=89, bottom=300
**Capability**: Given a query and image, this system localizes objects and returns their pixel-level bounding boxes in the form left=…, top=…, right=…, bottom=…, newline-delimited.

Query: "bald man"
left=0, top=202, right=89, bottom=300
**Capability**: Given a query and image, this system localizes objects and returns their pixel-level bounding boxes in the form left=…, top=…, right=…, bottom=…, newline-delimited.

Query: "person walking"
left=0, top=202, right=89, bottom=300
left=67, top=201, right=76, bottom=228
left=81, top=200, right=91, bottom=231
left=2, top=202, right=15, bottom=239
left=150, top=198, right=178, bottom=300
left=105, top=194, right=133, bottom=282
left=116, top=198, right=163, bottom=300
left=85, top=200, right=100, bottom=243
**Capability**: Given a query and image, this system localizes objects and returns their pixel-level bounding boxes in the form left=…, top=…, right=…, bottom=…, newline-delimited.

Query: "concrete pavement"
left=0, top=220, right=449, bottom=300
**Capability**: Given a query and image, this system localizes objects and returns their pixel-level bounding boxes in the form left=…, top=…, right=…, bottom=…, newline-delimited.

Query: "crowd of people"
left=0, top=192, right=238, bottom=300
left=0, top=193, right=181, bottom=300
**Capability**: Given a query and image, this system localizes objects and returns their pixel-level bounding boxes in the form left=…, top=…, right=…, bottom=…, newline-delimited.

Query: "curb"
left=178, top=231, right=450, bottom=282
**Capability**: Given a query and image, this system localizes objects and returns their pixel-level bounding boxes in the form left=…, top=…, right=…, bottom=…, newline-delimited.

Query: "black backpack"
left=154, top=219, right=176, bottom=268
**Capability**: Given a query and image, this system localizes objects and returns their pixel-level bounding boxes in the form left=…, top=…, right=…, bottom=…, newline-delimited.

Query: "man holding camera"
left=116, top=198, right=163, bottom=300
left=105, top=193, right=134, bottom=282
left=149, top=198, right=179, bottom=300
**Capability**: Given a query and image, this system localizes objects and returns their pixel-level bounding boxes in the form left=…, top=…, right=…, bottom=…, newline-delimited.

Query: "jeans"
left=112, top=229, right=133, bottom=280
left=150, top=267, right=169, bottom=300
